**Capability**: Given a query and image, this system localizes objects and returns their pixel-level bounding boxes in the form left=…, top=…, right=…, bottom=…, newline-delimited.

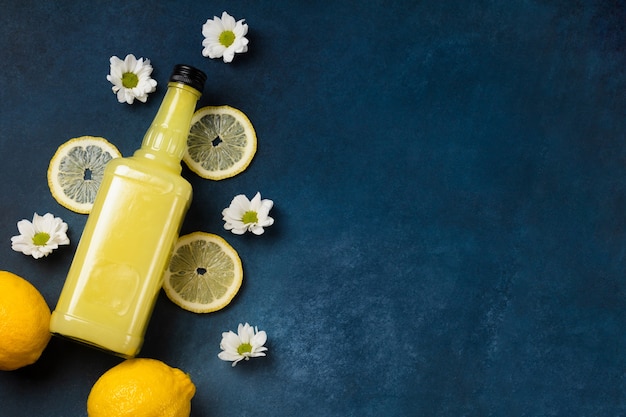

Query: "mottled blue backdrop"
left=0, top=0, right=625, bottom=415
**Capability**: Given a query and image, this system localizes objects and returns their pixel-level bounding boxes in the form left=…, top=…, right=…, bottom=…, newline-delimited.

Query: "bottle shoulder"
left=104, top=156, right=192, bottom=193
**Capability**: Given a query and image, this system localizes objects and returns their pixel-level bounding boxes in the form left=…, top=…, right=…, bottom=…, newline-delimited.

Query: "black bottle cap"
left=169, top=64, right=207, bottom=92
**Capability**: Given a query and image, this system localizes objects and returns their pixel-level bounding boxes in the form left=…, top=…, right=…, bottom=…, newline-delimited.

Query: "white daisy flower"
left=218, top=323, right=268, bottom=367
left=106, top=54, right=157, bottom=104
left=202, top=11, right=249, bottom=63
left=11, top=213, right=70, bottom=259
left=222, top=192, right=274, bottom=235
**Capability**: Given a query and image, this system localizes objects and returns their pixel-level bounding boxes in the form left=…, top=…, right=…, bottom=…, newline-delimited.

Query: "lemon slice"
left=48, top=136, right=121, bottom=214
left=163, top=232, right=243, bottom=313
left=184, top=105, right=257, bottom=180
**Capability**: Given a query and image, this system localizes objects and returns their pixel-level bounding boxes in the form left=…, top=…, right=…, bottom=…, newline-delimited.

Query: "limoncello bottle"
left=50, top=64, right=206, bottom=357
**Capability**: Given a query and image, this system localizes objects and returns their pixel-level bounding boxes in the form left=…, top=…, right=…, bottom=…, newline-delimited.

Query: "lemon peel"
left=0, top=271, right=51, bottom=371
left=87, top=358, right=195, bottom=417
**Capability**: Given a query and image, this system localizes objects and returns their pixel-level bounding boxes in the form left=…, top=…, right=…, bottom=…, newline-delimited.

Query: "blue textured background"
left=1, top=0, right=625, bottom=415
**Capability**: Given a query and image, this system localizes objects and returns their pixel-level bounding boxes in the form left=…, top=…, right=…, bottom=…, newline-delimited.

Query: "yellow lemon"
left=0, top=271, right=51, bottom=371
left=87, top=358, right=196, bottom=417
left=163, top=232, right=243, bottom=313
left=184, top=105, right=257, bottom=180
left=48, top=136, right=122, bottom=214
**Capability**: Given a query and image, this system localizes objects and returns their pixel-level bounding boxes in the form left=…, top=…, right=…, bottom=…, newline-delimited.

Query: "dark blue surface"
left=1, top=0, right=625, bottom=415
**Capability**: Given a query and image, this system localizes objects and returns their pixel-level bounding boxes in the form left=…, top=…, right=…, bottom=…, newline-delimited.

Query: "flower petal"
left=252, top=329, right=267, bottom=347
left=248, top=192, right=262, bottom=211
left=16, top=219, right=36, bottom=238
left=220, top=11, right=236, bottom=29
left=250, top=225, right=265, bottom=235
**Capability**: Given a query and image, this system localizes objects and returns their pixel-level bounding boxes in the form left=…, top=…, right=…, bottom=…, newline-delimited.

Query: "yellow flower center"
left=121, top=72, right=139, bottom=88
left=237, top=343, right=252, bottom=355
left=219, top=30, right=236, bottom=47
left=32, top=232, right=50, bottom=246
left=242, top=211, right=258, bottom=224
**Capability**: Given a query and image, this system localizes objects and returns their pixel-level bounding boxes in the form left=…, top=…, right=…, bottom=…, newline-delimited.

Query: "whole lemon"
left=0, top=271, right=51, bottom=371
left=87, top=358, right=196, bottom=417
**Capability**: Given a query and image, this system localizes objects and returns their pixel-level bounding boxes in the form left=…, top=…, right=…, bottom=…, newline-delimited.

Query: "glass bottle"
left=50, top=65, right=206, bottom=357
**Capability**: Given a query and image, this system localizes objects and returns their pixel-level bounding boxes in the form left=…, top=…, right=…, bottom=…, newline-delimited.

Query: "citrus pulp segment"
left=183, top=105, right=257, bottom=180
left=47, top=136, right=122, bottom=214
left=163, top=232, right=243, bottom=313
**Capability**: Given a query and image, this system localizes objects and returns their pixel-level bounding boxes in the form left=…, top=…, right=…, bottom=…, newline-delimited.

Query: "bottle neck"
left=133, top=82, right=201, bottom=173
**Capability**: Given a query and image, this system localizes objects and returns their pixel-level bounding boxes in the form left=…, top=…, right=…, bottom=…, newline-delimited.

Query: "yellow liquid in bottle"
left=50, top=80, right=201, bottom=357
